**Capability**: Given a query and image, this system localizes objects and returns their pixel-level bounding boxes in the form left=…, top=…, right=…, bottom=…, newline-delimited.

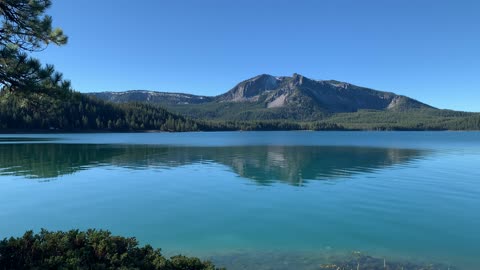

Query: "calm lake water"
left=0, top=132, right=479, bottom=269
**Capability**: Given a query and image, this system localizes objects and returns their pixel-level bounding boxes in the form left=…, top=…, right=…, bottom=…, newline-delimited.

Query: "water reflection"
left=0, top=144, right=427, bottom=184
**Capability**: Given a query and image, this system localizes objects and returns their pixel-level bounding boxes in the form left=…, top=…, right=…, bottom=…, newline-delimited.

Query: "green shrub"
left=0, top=229, right=223, bottom=270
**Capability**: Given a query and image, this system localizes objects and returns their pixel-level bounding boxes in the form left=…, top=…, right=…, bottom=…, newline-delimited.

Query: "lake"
left=0, top=132, right=479, bottom=269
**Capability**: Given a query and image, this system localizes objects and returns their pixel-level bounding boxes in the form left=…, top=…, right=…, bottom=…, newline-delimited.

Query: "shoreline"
left=1, top=129, right=478, bottom=134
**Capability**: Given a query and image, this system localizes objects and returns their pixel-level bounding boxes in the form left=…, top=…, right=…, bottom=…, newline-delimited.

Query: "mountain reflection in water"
left=0, top=144, right=427, bottom=185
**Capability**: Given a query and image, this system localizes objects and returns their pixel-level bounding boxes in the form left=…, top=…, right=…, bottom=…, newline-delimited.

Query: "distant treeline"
left=323, top=109, right=480, bottom=131
left=198, top=120, right=343, bottom=131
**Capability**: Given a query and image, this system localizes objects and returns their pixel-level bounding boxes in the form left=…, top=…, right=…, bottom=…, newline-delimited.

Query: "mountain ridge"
left=89, top=90, right=213, bottom=106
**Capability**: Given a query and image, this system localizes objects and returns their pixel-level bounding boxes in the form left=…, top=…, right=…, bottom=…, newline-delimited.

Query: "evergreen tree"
left=0, top=0, right=69, bottom=92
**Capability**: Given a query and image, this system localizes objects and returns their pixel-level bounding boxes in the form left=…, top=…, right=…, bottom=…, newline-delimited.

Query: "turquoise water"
left=0, top=132, right=479, bottom=269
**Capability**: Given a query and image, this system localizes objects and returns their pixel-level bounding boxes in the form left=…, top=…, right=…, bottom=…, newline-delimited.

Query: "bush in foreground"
left=0, top=229, right=223, bottom=270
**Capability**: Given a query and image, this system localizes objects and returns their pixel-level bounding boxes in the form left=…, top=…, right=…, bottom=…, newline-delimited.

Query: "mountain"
left=88, top=73, right=435, bottom=121
left=216, top=73, right=432, bottom=112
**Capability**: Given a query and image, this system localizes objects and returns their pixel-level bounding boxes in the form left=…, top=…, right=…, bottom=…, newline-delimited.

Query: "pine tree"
left=0, top=0, right=69, bottom=92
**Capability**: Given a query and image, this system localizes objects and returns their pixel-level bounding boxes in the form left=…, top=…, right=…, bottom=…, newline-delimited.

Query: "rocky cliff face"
left=216, top=74, right=282, bottom=102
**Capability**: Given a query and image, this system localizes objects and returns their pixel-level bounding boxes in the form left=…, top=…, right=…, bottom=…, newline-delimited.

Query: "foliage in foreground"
left=0, top=229, right=223, bottom=270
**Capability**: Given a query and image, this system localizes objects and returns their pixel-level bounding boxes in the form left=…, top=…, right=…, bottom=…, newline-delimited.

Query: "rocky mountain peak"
left=292, top=73, right=303, bottom=81
left=216, top=74, right=280, bottom=102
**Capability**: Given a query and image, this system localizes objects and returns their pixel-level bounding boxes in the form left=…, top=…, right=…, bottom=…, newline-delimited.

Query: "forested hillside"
left=0, top=88, right=199, bottom=131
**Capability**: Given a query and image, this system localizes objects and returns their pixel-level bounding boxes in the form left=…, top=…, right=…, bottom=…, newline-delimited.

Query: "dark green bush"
left=0, top=229, right=223, bottom=270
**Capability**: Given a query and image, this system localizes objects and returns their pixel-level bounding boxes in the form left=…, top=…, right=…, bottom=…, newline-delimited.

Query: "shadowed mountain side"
left=0, top=144, right=427, bottom=185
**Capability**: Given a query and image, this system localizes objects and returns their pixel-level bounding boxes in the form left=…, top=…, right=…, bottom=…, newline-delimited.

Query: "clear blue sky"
left=37, top=0, right=479, bottom=111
